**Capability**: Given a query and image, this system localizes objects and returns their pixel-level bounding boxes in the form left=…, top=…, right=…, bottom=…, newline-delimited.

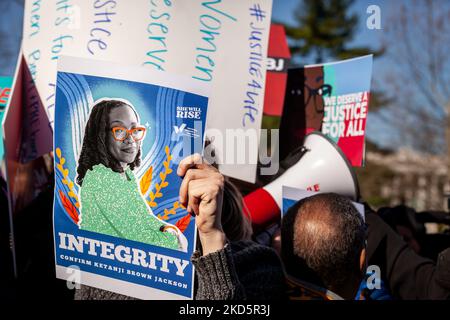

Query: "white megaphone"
left=243, top=131, right=360, bottom=229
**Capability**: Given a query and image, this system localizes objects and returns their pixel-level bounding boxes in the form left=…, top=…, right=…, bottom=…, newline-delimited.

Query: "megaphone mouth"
left=303, top=131, right=360, bottom=201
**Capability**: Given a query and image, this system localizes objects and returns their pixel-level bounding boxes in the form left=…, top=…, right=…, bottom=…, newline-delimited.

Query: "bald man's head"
left=281, top=193, right=366, bottom=298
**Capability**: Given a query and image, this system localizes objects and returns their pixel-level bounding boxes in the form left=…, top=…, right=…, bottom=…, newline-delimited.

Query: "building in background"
left=358, top=145, right=448, bottom=212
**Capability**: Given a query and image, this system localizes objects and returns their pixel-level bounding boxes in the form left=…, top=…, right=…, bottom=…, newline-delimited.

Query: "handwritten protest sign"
left=53, top=56, right=209, bottom=299
left=22, top=0, right=273, bottom=183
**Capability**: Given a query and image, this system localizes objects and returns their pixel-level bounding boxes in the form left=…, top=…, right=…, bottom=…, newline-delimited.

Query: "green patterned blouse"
left=79, top=164, right=178, bottom=249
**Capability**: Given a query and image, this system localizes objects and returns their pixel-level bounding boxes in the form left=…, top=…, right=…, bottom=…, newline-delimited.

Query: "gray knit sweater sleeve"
left=192, top=243, right=246, bottom=300
left=193, top=240, right=286, bottom=300
left=74, top=284, right=137, bottom=300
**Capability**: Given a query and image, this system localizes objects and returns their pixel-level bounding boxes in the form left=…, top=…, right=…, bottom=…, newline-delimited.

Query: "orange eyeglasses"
left=111, top=126, right=146, bottom=142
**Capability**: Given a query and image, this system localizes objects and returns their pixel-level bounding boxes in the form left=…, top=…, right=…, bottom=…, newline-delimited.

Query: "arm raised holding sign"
left=75, top=154, right=286, bottom=300
left=177, top=153, right=226, bottom=256
left=178, top=154, right=286, bottom=300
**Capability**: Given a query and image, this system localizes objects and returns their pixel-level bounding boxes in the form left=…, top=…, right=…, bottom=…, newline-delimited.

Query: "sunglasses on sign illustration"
left=304, top=84, right=333, bottom=113
left=111, top=126, right=146, bottom=142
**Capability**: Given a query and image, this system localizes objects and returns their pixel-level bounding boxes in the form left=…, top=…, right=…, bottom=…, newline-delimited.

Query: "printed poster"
left=259, top=24, right=290, bottom=177
left=22, top=0, right=273, bottom=183
left=2, top=52, right=53, bottom=214
left=2, top=53, right=54, bottom=277
left=0, top=76, right=13, bottom=161
left=2, top=51, right=53, bottom=215
left=279, top=55, right=373, bottom=166
left=263, top=24, right=290, bottom=118
left=53, top=56, right=209, bottom=299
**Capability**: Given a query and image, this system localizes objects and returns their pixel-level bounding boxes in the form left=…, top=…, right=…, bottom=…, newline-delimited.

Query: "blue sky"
left=0, top=0, right=415, bottom=150
left=273, top=0, right=388, bottom=49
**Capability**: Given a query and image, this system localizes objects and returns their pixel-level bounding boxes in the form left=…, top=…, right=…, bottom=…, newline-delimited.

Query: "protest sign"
left=258, top=24, right=290, bottom=180
left=0, top=76, right=13, bottom=161
left=53, top=56, right=209, bottom=299
left=263, top=24, right=290, bottom=118
left=22, top=0, right=273, bottom=183
left=2, top=52, right=54, bottom=276
left=282, top=186, right=364, bottom=220
left=2, top=50, right=53, bottom=211
left=279, top=55, right=373, bottom=166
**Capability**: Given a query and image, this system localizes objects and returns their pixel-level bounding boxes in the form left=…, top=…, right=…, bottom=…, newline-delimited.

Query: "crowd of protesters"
left=1, top=146, right=450, bottom=301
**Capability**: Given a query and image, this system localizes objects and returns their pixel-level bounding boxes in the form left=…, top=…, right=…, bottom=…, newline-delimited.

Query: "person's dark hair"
left=221, top=178, right=253, bottom=242
left=281, top=193, right=366, bottom=294
left=202, top=138, right=252, bottom=241
left=76, top=100, right=141, bottom=186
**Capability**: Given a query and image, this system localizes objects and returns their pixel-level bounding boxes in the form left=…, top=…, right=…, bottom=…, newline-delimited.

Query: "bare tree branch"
left=379, top=0, right=450, bottom=154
